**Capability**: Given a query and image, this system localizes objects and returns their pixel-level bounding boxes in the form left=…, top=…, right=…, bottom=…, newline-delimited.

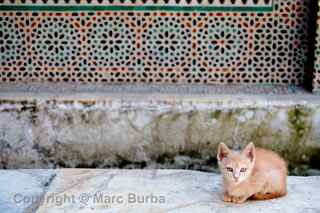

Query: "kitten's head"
left=217, top=142, right=255, bottom=184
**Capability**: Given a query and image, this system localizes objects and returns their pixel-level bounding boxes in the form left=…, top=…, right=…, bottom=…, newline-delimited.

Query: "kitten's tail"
left=251, top=190, right=287, bottom=200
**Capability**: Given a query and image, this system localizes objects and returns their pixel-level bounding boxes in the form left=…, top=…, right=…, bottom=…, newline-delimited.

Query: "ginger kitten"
left=217, top=142, right=287, bottom=204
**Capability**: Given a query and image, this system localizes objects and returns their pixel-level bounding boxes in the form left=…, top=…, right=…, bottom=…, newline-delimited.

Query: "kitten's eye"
left=226, top=167, right=233, bottom=172
left=240, top=168, right=247, bottom=172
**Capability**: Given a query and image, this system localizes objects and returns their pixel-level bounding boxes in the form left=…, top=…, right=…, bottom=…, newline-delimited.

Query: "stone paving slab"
left=0, top=170, right=56, bottom=213
left=1, top=169, right=319, bottom=213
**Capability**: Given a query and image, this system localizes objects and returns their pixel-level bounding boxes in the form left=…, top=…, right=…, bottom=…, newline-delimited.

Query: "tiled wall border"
left=0, top=0, right=273, bottom=6
left=0, top=0, right=273, bottom=12
left=314, top=0, right=320, bottom=92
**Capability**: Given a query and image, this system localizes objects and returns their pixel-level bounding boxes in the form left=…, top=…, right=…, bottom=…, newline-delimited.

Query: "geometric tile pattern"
left=314, top=0, right=320, bottom=92
left=0, top=0, right=313, bottom=84
left=0, top=0, right=273, bottom=7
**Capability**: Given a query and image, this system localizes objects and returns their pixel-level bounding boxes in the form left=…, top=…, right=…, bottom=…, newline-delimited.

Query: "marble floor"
left=0, top=169, right=319, bottom=213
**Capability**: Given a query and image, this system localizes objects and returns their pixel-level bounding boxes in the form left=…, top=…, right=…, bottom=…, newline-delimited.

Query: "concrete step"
left=0, top=169, right=319, bottom=213
left=0, top=84, right=319, bottom=174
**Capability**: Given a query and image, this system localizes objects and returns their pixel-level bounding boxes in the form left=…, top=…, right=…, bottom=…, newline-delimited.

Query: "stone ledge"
left=0, top=169, right=319, bottom=213
left=0, top=90, right=320, bottom=174
left=0, top=92, right=320, bottom=174
left=0, top=83, right=316, bottom=103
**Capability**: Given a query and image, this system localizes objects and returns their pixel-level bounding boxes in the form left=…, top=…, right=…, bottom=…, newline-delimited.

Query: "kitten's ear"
left=217, top=142, right=230, bottom=162
left=242, top=142, right=255, bottom=162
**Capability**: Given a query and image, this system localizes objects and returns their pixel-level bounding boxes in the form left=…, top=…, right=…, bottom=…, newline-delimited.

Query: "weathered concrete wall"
left=0, top=94, right=320, bottom=174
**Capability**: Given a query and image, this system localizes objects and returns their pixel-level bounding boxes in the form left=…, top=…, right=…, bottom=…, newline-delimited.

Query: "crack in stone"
left=23, top=172, right=57, bottom=213
left=52, top=171, right=110, bottom=195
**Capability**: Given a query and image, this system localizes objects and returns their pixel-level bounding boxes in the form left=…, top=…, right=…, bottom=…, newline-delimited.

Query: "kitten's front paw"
left=223, top=193, right=247, bottom=204
left=231, top=196, right=247, bottom=204
left=223, top=193, right=232, bottom=202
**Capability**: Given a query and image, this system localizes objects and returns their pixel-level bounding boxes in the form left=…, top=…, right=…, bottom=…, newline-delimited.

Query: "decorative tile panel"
left=0, top=0, right=312, bottom=84
left=0, top=0, right=273, bottom=8
left=314, top=0, right=320, bottom=92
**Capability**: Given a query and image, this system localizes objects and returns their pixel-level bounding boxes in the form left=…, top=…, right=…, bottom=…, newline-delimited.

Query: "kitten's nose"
left=233, top=173, right=239, bottom=181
